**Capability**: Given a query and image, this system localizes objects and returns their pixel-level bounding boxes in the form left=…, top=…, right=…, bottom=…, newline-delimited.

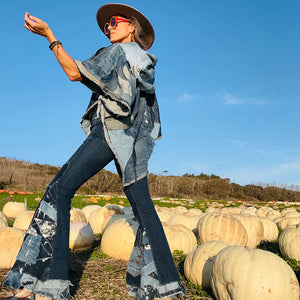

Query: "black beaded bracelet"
left=49, top=41, right=62, bottom=51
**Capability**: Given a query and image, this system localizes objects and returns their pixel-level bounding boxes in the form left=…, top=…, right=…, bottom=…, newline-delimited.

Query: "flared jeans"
left=4, top=115, right=184, bottom=300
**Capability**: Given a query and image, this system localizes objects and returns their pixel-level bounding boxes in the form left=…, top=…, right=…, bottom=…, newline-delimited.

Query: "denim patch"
left=17, top=234, right=42, bottom=264
left=39, top=200, right=57, bottom=222
left=127, top=246, right=143, bottom=277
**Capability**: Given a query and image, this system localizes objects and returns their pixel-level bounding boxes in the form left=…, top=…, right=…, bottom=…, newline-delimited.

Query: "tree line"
left=1, top=157, right=300, bottom=202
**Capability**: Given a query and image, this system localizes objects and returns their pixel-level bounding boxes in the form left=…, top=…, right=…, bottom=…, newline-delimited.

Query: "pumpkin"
left=0, top=211, right=7, bottom=223
left=266, top=210, right=281, bottom=220
left=156, top=210, right=172, bottom=222
left=69, top=222, right=94, bottom=252
left=0, top=217, right=7, bottom=228
left=239, top=208, right=257, bottom=216
left=167, top=213, right=202, bottom=233
left=281, top=207, right=297, bottom=217
left=279, top=224, right=300, bottom=261
left=256, top=206, right=273, bottom=218
left=81, top=205, right=101, bottom=221
left=102, top=214, right=134, bottom=233
left=221, top=207, right=242, bottom=215
left=234, top=215, right=264, bottom=248
left=13, top=211, right=35, bottom=231
left=0, top=227, right=25, bottom=269
left=283, top=211, right=300, bottom=219
left=101, top=218, right=139, bottom=260
left=211, top=246, right=300, bottom=300
left=162, top=223, right=197, bottom=254
left=169, top=206, right=188, bottom=215
left=184, top=240, right=228, bottom=287
left=278, top=217, right=300, bottom=231
left=197, top=212, right=248, bottom=246
left=3, top=202, right=27, bottom=219
left=70, top=208, right=87, bottom=224
left=205, top=207, right=217, bottom=214
left=259, top=217, right=279, bottom=242
left=187, top=208, right=203, bottom=216
left=89, top=205, right=124, bottom=234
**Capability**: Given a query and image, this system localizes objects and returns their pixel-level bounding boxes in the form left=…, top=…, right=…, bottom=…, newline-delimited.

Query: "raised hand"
left=24, top=12, right=52, bottom=38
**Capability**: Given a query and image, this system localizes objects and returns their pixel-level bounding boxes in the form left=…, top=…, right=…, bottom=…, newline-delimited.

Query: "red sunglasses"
left=104, top=16, right=130, bottom=35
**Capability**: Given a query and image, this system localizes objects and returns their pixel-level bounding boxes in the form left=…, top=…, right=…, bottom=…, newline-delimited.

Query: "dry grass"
left=0, top=237, right=214, bottom=300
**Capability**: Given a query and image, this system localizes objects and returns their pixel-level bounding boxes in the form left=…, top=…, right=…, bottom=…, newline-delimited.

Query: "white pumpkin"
left=239, top=208, right=257, bottom=216
left=89, top=205, right=124, bottom=234
left=187, top=208, right=203, bottom=216
left=266, top=210, right=281, bottom=220
left=0, top=211, right=7, bottom=223
left=3, top=202, right=27, bottom=219
left=283, top=211, right=300, bottom=219
left=281, top=207, right=297, bottom=217
left=205, top=207, right=217, bottom=214
left=13, top=211, right=35, bottom=231
left=101, top=218, right=139, bottom=260
left=162, top=223, right=197, bottom=254
left=81, top=205, right=101, bottom=221
left=167, top=213, right=202, bottom=233
left=278, top=217, right=300, bottom=231
left=102, top=214, right=133, bottom=233
left=0, top=217, right=7, bottom=228
left=221, top=207, right=242, bottom=215
left=197, top=212, right=248, bottom=246
left=70, top=208, right=87, bottom=224
left=234, top=215, right=264, bottom=248
left=259, top=217, right=279, bottom=242
left=184, top=240, right=228, bottom=287
left=211, top=246, right=300, bottom=300
left=279, top=224, right=300, bottom=261
left=0, top=227, right=25, bottom=269
left=256, top=206, right=273, bottom=218
left=69, top=222, right=94, bottom=252
left=156, top=210, right=172, bottom=222
left=169, top=206, right=188, bottom=215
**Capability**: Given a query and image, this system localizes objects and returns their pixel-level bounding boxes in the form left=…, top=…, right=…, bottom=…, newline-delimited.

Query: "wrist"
left=45, top=30, right=56, bottom=44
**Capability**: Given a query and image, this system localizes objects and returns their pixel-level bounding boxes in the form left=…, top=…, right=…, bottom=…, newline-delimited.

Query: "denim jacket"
left=75, top=42, right=161, bottom=186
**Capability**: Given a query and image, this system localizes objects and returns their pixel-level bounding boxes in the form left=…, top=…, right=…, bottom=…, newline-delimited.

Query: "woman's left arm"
left=24, top=12, right=82, bottom=82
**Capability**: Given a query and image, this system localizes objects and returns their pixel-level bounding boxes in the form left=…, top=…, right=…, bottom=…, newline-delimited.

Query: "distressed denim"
left=124, top=178, right=185, bottom=299
left=76, top=42, right=162, bottom=187
left=4, top=115, right=184, bottom=300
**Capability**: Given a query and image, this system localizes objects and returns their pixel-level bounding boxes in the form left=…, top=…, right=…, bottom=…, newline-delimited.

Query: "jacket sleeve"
left=75, top=44, right=137, bottom=117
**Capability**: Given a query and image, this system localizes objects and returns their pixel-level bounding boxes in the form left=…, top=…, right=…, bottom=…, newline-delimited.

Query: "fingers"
left=24, top=12, right=50, bottom=36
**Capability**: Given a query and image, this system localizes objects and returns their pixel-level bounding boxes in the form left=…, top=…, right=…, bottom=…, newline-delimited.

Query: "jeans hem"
left=4, top=271, right=72, bottom=300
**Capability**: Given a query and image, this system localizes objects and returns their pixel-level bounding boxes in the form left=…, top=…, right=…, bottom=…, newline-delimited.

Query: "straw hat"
left=96, top=3, right=155, bottom=50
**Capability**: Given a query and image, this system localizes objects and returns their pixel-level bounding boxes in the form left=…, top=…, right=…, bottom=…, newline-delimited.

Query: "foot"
left=10, top=288, right=31, bottom=299
left=34, top=295, right=53, bottom=300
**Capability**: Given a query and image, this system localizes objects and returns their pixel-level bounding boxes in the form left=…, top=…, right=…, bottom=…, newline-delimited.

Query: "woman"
left=3, top=3, right=185, bottom=300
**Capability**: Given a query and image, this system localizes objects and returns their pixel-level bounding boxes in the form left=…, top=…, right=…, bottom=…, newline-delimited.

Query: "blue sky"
left=1, top=0, right=300, bottom=188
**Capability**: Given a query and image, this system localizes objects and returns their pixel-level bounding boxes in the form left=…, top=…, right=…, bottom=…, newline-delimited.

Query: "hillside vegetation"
left=1, top=157, right=300, bottom=202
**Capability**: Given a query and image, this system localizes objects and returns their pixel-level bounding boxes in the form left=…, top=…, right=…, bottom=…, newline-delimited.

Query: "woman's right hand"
left=24, top=12, right=52, bottom=39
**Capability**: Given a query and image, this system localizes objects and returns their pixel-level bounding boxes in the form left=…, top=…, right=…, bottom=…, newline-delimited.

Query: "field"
left=0, top=191, right=300, bottom=299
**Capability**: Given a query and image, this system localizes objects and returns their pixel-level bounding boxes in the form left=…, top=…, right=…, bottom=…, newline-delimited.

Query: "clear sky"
left=1, top=0, right=300, bottom=188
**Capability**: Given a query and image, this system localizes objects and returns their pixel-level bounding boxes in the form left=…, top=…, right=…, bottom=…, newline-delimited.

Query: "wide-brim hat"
left=96, top=3, right=155, bottom=50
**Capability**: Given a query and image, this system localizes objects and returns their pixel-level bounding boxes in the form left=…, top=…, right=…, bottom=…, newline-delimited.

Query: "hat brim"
left=96, top=3, right=155, bottom=50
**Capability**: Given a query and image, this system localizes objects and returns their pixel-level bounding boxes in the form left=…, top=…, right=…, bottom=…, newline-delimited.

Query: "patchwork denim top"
left=75, top=42, right=161, bottom=187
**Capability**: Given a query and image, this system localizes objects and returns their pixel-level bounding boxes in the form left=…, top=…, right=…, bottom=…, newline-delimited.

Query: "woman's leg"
left=4, top=116, right=114, bottom=299
left=124, top=176, right=185, bottom=299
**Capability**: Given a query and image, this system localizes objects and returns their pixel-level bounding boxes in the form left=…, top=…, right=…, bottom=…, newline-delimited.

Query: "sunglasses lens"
left=104, top=23, right=109, bottom=34
left=110, top=16, right=116, bottom=28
